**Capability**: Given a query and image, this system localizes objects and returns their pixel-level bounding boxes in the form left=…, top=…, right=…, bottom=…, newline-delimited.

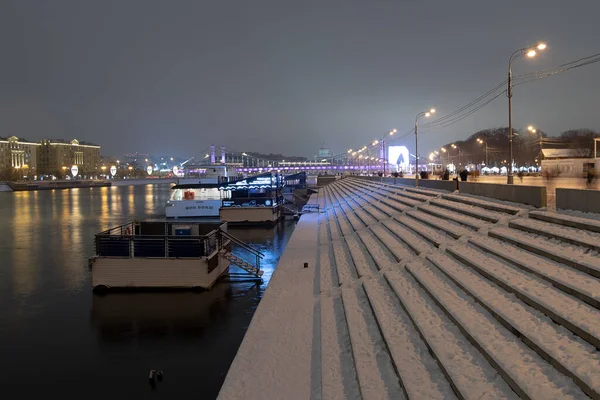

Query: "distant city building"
left=0, top=136, right=40, bottom=171
left=123, top=152, right=150, bottom=168
left=316, top=148, right=331, bottom=160
left=245, top=152, right=307, bottom=163
left=38, top=139, right=101, bottom=176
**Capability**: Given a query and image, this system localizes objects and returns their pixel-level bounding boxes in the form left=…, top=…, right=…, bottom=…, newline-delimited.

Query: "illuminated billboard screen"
left=388, top=145, right=410, bottom=171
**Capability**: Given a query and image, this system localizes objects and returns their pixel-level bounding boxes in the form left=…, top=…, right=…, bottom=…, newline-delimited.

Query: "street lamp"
left=378, top=129, right=396, bottom=175
left=415, top=108, right=435, bottom=187
left=477, top=138, right=488, bottom=165
left=450, top=144, right=462, bottom=166
left=507, top=42, right=547, bottom=184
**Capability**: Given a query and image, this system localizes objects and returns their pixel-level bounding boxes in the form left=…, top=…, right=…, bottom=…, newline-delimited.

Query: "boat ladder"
left=218, top=230, right=264, bottom=279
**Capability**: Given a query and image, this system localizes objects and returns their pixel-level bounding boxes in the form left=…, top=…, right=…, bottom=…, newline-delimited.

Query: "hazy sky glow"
left=1, top=0, right=598, bottom=158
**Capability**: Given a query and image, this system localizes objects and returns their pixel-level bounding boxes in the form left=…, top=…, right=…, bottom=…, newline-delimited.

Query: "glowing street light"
left=414, top=108, right=436, bottom=187
left=527, top=125, right=537, bottom=134
left=373, top=140, right=379, bottom=145
left=507, top=41, right=547, bottom=183
left=477, top=138, right=488, bottom=165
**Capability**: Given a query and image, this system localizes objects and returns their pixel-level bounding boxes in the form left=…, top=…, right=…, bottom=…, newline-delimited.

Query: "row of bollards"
left=149, top=369, right=164, bottom=388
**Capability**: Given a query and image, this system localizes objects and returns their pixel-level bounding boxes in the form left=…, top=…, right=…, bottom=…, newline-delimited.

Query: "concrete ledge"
left=218, top=213, right=319, bottom=399
left=458, top=181, right=546, bottom=208
left=556, top=188, right=600, bottom=214
left=357, top=176, right=457, bottom=192
left=317, top=176, right=338, bottom=187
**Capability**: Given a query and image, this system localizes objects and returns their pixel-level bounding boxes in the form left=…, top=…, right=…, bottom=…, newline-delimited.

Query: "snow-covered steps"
left=223, top=178, right=600, bottom=400
left=488, top=227, right=600, bottom=279
left=446, top=244, right=600, bottom=349
left=344, top=210, right=367, bottom=232
left=406, top=210, right=471, bottom=239
left=407, top=261, right=593, bottom=399
left=441, top=194, right=523, bottom=215
left=333, top=206, right=354, bottom=236
left=319, top=243, right=338, bottom=290
left=356, top=230, right=397, bottom=270
left=369, top=224, right=417, bottom=262
left=341, top=285, right=406, bottom=399
left=385, top=193, right=423, bottom=208
left=393, top=215, right=450, bottom=248
left=353, top=207, right=378, bottom=227
left=509, top=218, right=600, bottom=253
left=417, top=203, right=488, bottom=230
left=402, top=186, right=442, bottom=198
left=332, top=239, right=359, bottom=285
left=319, top=216, right=330, bottom=243
left=380, top=187, right=431, bottom=203
left=327, top=211, right=343, bottom=240
left=363, top=204, right=390, bottom=221
left=430, top=198, right=503, bottom=223
left=529, top=211, right=600, bottom=234
left=377, top=196, right=412, bottom=213
left=381, top=219, right=434, bottom=256
left=427, top=252, right=600, bottom=398
left=469, top=236, right=600, bottom=310
left=372, top=200, right=404, bottom=217
left=385, top=268, right=517, bottom=399
left=345, top=234, right=378, bottom=278
left=320, top=293, right=361, bottom=399
left=362, top=276, right=457, bottom=400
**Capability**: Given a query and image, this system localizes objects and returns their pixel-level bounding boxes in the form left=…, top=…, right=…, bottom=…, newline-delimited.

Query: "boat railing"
left=217, top=229, right=264, bottom=271
left=94, top=222, right=222, bottom=259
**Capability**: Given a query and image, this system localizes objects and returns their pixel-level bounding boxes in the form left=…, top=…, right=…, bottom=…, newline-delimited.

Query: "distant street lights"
left=451, top=143, right=461, bottom=166
left=415, top=109, right=435, bottom=187
left=507, top=42, right=547, bottom=184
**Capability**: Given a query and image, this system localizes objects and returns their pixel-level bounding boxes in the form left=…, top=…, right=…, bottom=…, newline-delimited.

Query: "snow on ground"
left=426, top=252, right=600, bottom=398
left=430, top=198, right=508, bottom=223
left=220, top=178, right=600, bottom=400
left=445, top=192, right=532, bottom=213
left=218, top=213, right=319, bottom=400
left=446, top=244, right=600, bottom=349
left=407, top=261, right=589, bottom=399
left=530, top=210, right=600, bottom=229
left=509, top=218, right=600, bottom=252
left=489, top=227, right=600, bottom=277
left=468, top=236, right=600, bottom=308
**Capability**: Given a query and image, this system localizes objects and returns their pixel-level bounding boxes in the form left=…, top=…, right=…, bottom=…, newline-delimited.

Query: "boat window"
left=170, top=189, right=183, bottom=201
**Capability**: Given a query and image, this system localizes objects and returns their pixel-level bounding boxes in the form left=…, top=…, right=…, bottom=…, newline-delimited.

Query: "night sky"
left=1, top=0, right=598, bottom=158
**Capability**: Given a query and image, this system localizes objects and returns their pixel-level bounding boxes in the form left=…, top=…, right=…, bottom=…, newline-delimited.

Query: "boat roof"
left=171, top=183, right=220, bottom=189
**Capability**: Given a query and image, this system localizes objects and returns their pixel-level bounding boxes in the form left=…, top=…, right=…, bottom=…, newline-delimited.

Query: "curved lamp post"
left=415, top=108, right=435, bottom=187
left=507, top=42, right=547, bottom=183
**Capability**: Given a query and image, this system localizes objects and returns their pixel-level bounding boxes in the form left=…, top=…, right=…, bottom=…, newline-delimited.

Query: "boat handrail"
left=218, top=229, right=265, bottom=258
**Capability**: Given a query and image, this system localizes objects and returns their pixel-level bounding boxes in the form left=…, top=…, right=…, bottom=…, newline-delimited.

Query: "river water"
left=0, top=184, right=296, bottom=399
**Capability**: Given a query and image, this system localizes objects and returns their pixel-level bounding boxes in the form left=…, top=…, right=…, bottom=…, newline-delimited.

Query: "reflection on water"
left=0, top=184, right=296, bottom=398
left=91, top=284, right=258, bottom=344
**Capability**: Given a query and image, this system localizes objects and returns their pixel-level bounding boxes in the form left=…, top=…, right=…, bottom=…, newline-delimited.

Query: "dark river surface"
left=0, top=184, right=297, bottom=399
